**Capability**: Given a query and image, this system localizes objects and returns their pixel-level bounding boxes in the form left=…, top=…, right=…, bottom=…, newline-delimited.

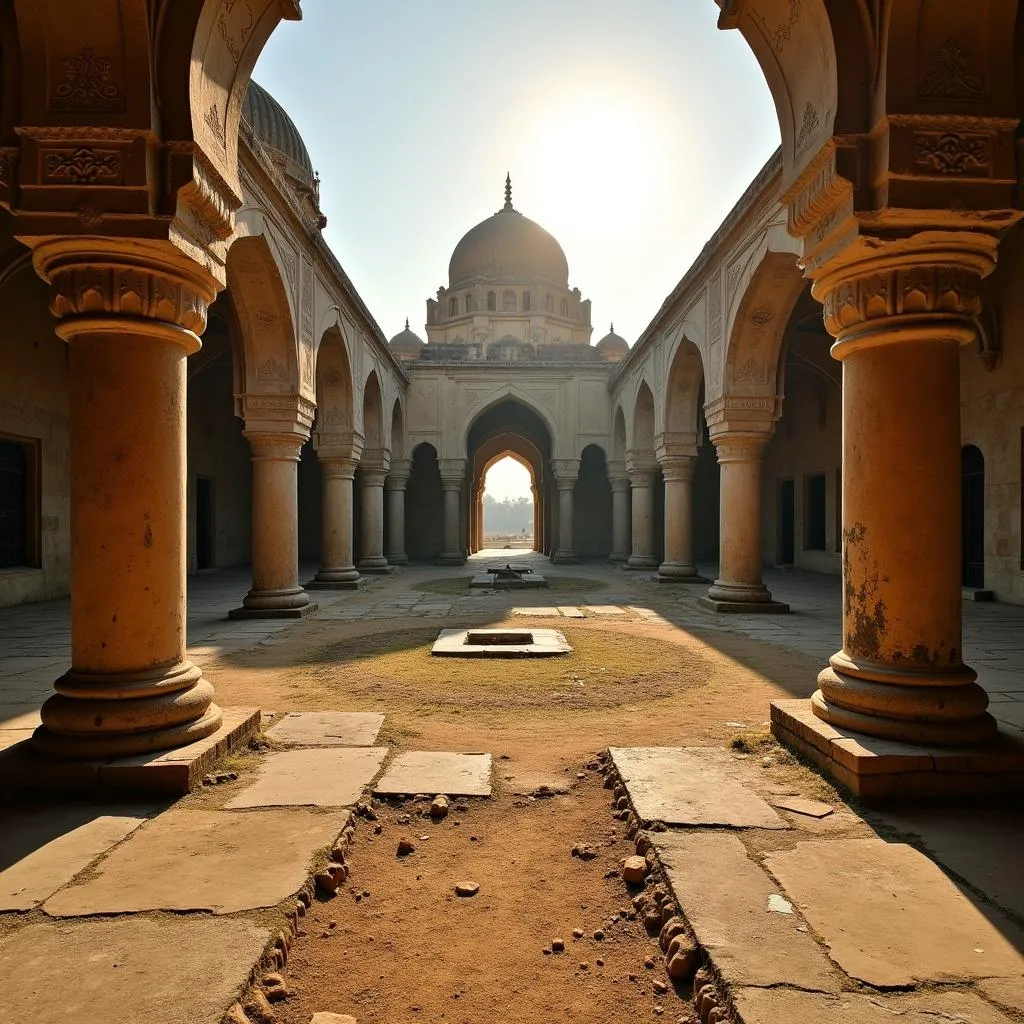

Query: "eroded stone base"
left=698, top=596, right=790, bottom=614
left=771, top=698, right=1024, bottom=799
left=306, top=577, right=366, bottom=590
left=0, top=706, right=260, bottom=797
left=228, top=602, right=318, bottom=619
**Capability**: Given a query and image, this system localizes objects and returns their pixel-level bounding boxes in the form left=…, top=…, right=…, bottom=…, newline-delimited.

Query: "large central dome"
left=448, top=177, right=569, bottom=288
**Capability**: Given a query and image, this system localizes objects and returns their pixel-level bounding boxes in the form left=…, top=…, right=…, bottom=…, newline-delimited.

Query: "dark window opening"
left=487, top=291, right=496, bottom=311
left=0, top=435, right=40, bottom=570
left=962, top=444, right=985, bottom=588
left=523, top=291, right=531, bottom=312
left=196, top=476, right=215, bottom=570
left=805, top=473, right=827, bottom=551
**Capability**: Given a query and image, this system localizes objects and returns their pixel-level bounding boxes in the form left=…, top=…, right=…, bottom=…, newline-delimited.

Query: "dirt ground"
left=201, top=582, right=837, bottom=1024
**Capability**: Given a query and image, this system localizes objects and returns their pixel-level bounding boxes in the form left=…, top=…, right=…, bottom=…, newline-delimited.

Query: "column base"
left=625, top=555, right=659, bottom=569
left=386, top=552, right=409, bottom=565
left=306, top=575, right=366, bottom=591
left=771, top=698, right=1024, bottom=801
left=698, top=595, right=790, bottom=614
left=5, top=706, right=260, bottom=796
left=314, top=566, right=360, bottom=584
left=657, top=562, right=708, bottom=583
left=608, top=552, right=628, bottom=564
left=229, top=588, right=317, bottom=619
left=32, top=661, right=223, bottom=760
left=437, top=551, right=466, bottom=565
left=356, top=556, right=391, bottom=574
left=551, top=550, right=578, bottom=564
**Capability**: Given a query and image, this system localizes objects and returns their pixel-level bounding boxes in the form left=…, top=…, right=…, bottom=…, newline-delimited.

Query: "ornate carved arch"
left=459, top=384, right=560, bottom=455
left=665, top=337, right=705, bottom=437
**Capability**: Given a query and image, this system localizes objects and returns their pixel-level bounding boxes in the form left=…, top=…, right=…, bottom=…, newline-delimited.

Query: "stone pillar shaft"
left=627, top=467, right=659, bottom=568
left=810, top=256, right=995, bottom=744
left=609, top=475, right=630, bottom=562
left=552, top=483, right=577, bottom=563
left=358, top=466, right=388, bottom=572
left=32, top=247, right=222, bottom=758
left=659, top=456, right=700, bottom=579
left=239, top=435, right=312, bottom=613
left=441, top=482, right=463, bottom=562
left=385, top=462, right=409, bottom=565
left=316, top=457, right=359, bottom=585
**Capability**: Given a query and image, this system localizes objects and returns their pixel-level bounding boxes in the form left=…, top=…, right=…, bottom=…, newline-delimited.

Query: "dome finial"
left=405, top=317, right=410, bottom=330
left=504, top=172, right=513, bottom=210
left=610, top=322, right=615, bottom=333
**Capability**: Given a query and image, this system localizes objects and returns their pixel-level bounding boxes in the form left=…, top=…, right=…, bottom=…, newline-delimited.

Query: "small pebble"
left=579, top=962, right=590, bottom=971
left=593, top=929, right=605, bottom=941
left=644, top=957, right=655, bottom=969
left=572, top=928, right=584, bottom=939
left=552, top=938, right=565, bottom=952
left=455, top=881, right=480, bottom=897
left=596, top=958, right=604, bottom=967
left=653, top=980, right=668, bottom=994
left=397, top=837, right=416, bottom=856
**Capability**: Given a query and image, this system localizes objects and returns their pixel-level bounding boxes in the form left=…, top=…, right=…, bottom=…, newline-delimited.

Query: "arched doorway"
left=479, top=453, right=535, bottom=552
left=466, top=398, right=554, bottom=557
left=406, top=443, right=444, bottom=560
left=962, top=445, right=985, bottom=589
left=575, top=445, right=612, bottom=559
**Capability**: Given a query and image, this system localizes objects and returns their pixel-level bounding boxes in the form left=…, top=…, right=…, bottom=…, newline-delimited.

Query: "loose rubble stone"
left=397, top=838, right=416, bottom=856
left=667, top=936, right=699, bottom=980
left=430, top=795, right=450, bottom=818
left=593, top=929, right=605, bottom=941
left=660, top=918, right=687, bottom=951
left=244, top=988, right=278, bottom=1023
left=455, top=881, right=480, bottom=897
left=573, top=928, right=584, bottom=939
left=653, top=980, right=668, bottom=994
left=552, top=938, right=565, bottom=952
left=315, top=872, right=339, bottom=895
left=644, top=957, right=655, bottom=969
left=622, top=855, right=648, bottom=884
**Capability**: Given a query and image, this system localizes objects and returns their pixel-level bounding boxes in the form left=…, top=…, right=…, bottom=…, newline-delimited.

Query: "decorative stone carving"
left=247, top=435, right=305, bottom=461
left=42, top=147, right=122, bottom=184
left=920, top=40, right=986, bottom=101
left=256, top=357, right=289, bottom=381
left=733, top=357, right=767, bottom=384
left=794, top=102, right=819, bottom=157
left=819, top=263, right=985, bottom=342
left=37, top=244, right=216, bottom=345
left=713, top=436, right=769, bottom=464
left=52, top=48, right=124, bottom=112
left=771, top=0, right=801, bottom=55
left=750, top=307, right=775, bottom=329
left=913, top=131, right=990, bottom=176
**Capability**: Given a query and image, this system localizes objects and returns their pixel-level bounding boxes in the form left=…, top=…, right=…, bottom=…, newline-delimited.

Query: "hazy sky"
left=253, top=1, right=780, bottom=498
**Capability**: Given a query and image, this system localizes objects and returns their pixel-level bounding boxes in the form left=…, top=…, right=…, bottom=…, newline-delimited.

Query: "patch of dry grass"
left=283, top=624, right=710, bottom=718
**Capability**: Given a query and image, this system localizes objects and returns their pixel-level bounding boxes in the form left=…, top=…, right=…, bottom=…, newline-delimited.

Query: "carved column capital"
left=385, top=459, right=411, bottom=491
left=658, top=455, right=697, bottom=483
left=31, top=239, right=219, bottom=353
left=319, top=456, right=358, bottom=481
left=712, top=434, right=770, bottom=465
left=439, top=458, right=467, bottom=487
left=244, top=433, right=306, bottom=462
left=551, top=458, right=580, bottom=487
left=813, top=244, right=994, bottom=359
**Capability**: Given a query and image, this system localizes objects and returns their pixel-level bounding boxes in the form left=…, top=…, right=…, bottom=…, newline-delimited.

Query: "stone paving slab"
left=510, top=606, right=561, bottom=617
left=585, top=605, right=627, bottom=615
left=43, top=807, right=341, bottom=915
left=979, top=976, right=1024, bottom=1015
left=265, top=711, right=385, bottom=747
left=375, top=751, right=492, bottom=797
left=557, top=606, right=585, bottom=618
left=0, top=916, right=270, bottom=1024
left=872, top=805, right=1024, bottom=919
left=0, top=804, right=157, bottom=910
left=764, top=837, right=1024, bottom=986
left=732, top=987, right=1016, bottom=1024
left=609, top=747, right=788, bottom=828
left=655, top=832, right=840, bottom=992
left=431, top=627, right=572, bottom=657
left=226, top=747, right=388, bottom=809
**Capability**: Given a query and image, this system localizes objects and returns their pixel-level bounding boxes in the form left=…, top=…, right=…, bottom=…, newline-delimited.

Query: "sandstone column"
left=439, top=459, right=466, bottom=564
left=31, top=245, right=223, bottom=758
left=808, top=253, right=996, bottom=744
left=313, top=454, right=360, bottom=587
left=531, top=484, right=540, bottom=552
left=658, top=450, right=703, bottom=582
left=702, top=434, right=786, bottom=610
left=385, top=459, right=410, bottom=565
left=233, top=434, right=314, bottom=617
left=607, top=462, right=630, bottom=562
left=551, top=459, right=579, bottom=563
left=627, top=456, right=659, bottom=568
left=357, top=451, right=390, bottom=573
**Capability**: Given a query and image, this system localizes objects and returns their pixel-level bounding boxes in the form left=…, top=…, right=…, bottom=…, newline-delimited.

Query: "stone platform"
left=228, top=602, right=318, bottom=620
left=771, top=698, right=1024, bottom=799
left=0, top=707, right=261, bottom=797
left=431, top=626, right=571, bottom=657
left=698, top=596, right=790, bottom=614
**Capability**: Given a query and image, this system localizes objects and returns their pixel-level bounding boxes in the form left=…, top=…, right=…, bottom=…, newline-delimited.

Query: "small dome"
left=242, top=80, right=315, bottom=188
left=595, top=324, right=629, bottom=362
left=448, top=176, right=569, bottom=288
left=389, top=319, right=425, bottom=360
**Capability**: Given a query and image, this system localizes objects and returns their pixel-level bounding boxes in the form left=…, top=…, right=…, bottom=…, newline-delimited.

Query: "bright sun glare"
left=484, top=457, right=533, bottom=502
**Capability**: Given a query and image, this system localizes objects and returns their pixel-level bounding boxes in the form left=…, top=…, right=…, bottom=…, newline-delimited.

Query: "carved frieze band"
left=247, top=435, right=305, bottom=461
left=658, top=456, right=697, bottom=483
left=713, top=437, right=769, bottom=464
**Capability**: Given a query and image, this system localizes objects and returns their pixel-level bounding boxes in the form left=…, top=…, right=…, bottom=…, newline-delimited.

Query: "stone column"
left=608, top=462, right=630, bottom=563
left=31, top=246, right=223, bottom=758
left=385, top=459, right=410, bottom=565
left=627, top=457, right=659, bottom=568
left=357, top=452, right=390, bottom=573
left=551, top=459, right=579, bottom=563
left=531, top=485, right=540, bottom=552
left=701, top=435, right=786, bottom=611
left=806, top=254, right=996, bottom=745
left=233, top=434, right=314, bottom=617
left=658, top=452, right=704, bottom=582
left=439, top=459, right=466, bottom=564
left=313, top=455, right=360, bottom=587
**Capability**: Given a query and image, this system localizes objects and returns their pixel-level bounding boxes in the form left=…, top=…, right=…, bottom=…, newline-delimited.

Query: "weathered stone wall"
left=960, top=231, right=1024, bottom=604
left=0, top=268, right=70, bottom=607
left=761, top=347, right=842, bottom=575
left=186, top=363, right=252, bottom=572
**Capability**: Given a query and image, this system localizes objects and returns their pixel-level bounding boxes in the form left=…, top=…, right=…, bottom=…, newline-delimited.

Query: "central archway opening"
left=481, top=453, right=535, bottom=551
left=467, top=398, right=554, bottom=558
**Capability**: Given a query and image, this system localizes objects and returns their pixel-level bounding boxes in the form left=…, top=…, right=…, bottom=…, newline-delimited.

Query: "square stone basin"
left=431, top=627, right=572, bottom=657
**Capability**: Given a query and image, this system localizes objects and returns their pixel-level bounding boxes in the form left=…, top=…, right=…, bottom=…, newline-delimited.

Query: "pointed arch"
left=632, top=380, right=655, bottom=453
left=226, top=230, right=300, bottom=393
left=612, top=405, right=627, bottom=462
left=390, top=397, right=406, bottom=459
left=362, top=369, right=384, bottom=450
left=314, top=324, right=354, bottom=435
left=460, top=384, right=560, bottom=454
left=665, top=336, right=705, bottom=437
